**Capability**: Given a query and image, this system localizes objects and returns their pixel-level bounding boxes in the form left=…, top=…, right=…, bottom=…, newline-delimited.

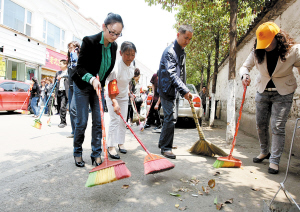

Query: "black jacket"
left=72, top=32, right=118, bottom=90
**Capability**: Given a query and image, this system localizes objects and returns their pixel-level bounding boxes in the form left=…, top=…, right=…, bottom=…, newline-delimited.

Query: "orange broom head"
left=213, top=155, right=242, bottom=168
left=21, top=110, right=30, bottom=114
left=144, top=154, right=175, bottom=175
left=85, top=160, right=131, bottom=187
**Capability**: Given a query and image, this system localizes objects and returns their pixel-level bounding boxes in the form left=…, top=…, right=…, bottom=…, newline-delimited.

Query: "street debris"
left=214, top=196, right=218, bottom=204
left=251, top=188, right=261, bottom=191
left=224, top=198, right=233, bottom=204
left=191, top=194, right=198, bottom=197
left=122, top=185, right=129, bottom=189
left=179, top=206, right=187, bottom=211
left=208, top=179, right=216, bottom=189
left=213, top=172, right=220, bottom=176
left=202, top=186, right=210, bottom=194
left=216, top=203, right=223, bottom=210
left=170, top=193, right=181, bottom=197
left=175, top=204, right=180, bottom=208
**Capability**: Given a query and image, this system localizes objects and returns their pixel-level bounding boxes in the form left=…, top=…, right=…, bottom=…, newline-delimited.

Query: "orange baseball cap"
left=256, top=22, right=280, bottom=49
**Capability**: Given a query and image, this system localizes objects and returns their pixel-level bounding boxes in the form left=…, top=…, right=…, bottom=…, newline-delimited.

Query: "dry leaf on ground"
left=175, top=204, right=180, bottom=208
left=170, top=193, right=181, bottom=197
left=208, top=179, right=216, bottom=189
left=179, top=206, right=187, bottom=211
left=180, top=178, right=189, bottom=183
left=224, top=198, right=233, bottom=204
left=122, top=185, right=129, bottom=189
left=202, top=186, right=210, bottom=194
left=216, top=203, right=223, bottom=210
left=251, top=188, right=261, bottom=191
left=198, top=191, right=204, bottom=195
left=213, top=172, right=220, bottom=176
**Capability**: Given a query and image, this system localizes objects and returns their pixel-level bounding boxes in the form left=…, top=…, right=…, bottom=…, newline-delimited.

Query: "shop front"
left=41, top=48, right=67, bottom=80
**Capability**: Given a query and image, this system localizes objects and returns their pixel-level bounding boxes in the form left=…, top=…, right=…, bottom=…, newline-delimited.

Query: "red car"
left=0, top=80, right=31, bottom=112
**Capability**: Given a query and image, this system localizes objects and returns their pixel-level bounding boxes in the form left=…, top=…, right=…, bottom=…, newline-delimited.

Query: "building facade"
left=0, top=0, right=101, bottom=82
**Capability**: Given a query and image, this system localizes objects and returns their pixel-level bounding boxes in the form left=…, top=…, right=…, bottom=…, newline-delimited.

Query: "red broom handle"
left=131, top=92, right=141, bottom=125
left=20, top=88, right=31, bottom=110
left=119, top=113, right=152, bottom=155
left=229, top=86, right=247, bottom=156
left=97, top=76, right=108, bottom=161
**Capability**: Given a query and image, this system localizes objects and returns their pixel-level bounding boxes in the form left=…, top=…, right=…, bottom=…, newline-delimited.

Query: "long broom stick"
left=85, top=80, right=131, bottom=187
left=119, top=113, right=175, bottom=175
left=20, top=85, right=32, bottom=114
left=33, top=80, right=58, bottom=129
left=189, top=97, right=227, bottom=157
left=213, top=86, right=247, bottom=168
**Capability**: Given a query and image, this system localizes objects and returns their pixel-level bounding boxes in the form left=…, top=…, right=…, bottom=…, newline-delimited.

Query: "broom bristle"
left=213, top=157, right=242, bottom=168
left=209, top=143, right=228, bottom=156
left=189, top=139, right=214, bottom=157
left=144, top=154, right=175, bottom=175
left=114, top=163, right=131, bottom=180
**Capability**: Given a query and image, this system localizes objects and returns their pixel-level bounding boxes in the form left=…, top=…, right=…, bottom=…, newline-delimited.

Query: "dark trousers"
left=159, top=97, right=179, bottom=153
left=146, top=99, right=161, bottom=126
left=69, top=85, right=76, bottom=134
left=57, top=90, right=68, bottom=124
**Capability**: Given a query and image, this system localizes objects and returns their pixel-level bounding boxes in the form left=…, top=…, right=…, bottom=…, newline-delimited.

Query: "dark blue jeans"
left=31, top=97, right=40, bottom=116
left=255, top=91, right=293, bottom=165
left=73, top=83, right=104, bottom=158
left=159, top=97, right=179, bottom=153
left=69, top=85, right=76, bottom=135
left=43, top=96, right=48, bottom=114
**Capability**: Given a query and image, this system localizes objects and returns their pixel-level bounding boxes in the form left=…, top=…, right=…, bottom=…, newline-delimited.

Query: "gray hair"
left=178, top=24, right=194, bottom=34
left=121, top=41, right=137, bottom=53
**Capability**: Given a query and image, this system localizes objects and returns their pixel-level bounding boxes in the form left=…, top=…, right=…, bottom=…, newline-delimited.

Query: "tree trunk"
left=210, top=31, right=219, bottom=127
left=226, top=0, right=238, bottom=143
left=205, top=53, right=211, bottom=121
left=200, top=66, right=204, bottom=92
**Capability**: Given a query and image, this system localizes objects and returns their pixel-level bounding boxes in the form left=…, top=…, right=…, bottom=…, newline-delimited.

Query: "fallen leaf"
left=224, top=198, right=233, bottom=204
left=122, top=185, right=129, bottom=189
left=214, top=196, right=218, bottom=205
left=198, top=191, right=203, bottom=195
left=202, top=186, right=210, bottom=194
left=178, top=198, right=183, bottom=201
left=250, top=170, right=254, bottom=173
left=180, top=178, right=189, bottom=183
left=208, top=179, right=216, bottom=189
left=175, top=204, right=180, bottom=208
left=179, top=206, right=187, bottom=211
left=251, top=188, right=261, bottom=191
left=191, top=194, right=198, bottom=197
left=170, top=193, right=181, bottom=197
left=213, top=172, right=220, bottom=176
left=216, top=203, right=223, bottom=210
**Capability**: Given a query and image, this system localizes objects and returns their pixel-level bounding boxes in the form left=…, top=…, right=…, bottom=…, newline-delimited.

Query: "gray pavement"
left=0, top=111, right=299, bottom=211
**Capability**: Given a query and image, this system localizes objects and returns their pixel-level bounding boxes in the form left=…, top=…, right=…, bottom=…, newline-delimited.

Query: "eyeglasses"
left=105, top=24, right=122, bottom=37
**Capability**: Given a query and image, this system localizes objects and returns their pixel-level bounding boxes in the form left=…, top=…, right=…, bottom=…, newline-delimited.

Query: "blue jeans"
left=31, top=97, right=40, bottom=116
left=159, top=97, right=179, bottom=152
left=69, top=85, right=76, bottom=135
left=43, top=96, right=48, bottom=114
left=73, top=83, right=103, bottom=158
left=255, top=91, right=293, bottom=165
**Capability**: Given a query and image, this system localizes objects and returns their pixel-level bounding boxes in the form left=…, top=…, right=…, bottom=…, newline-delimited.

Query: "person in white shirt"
left=106, top=41, right=137, bottom=159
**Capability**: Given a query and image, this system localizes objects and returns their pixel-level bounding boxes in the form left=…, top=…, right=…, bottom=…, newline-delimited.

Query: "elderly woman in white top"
left=106, top=41, right=136, bottom=159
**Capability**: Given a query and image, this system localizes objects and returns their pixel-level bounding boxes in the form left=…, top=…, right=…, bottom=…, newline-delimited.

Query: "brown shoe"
left=162, top=151, right=176, bottom=159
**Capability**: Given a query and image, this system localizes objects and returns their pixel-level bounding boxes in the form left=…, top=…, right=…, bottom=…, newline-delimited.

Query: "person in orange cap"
left=240, top=22, right=300, bottom=174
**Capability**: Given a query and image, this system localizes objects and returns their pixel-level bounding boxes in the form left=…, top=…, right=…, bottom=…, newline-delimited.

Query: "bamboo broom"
left=85, top=82, right=131, bottom=187
left=188, top=97, right=227, bottom=157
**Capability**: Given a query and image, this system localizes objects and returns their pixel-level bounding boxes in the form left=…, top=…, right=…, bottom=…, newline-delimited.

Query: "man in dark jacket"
left=55, top=59, right=69, bottom=128
left=157, top=24, right=193, bottom=159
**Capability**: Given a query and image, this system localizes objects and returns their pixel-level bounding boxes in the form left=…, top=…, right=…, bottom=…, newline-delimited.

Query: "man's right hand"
left=184, top=92, right=193, bottom=101
left=242, top=74, right=251, bottom=87
left=92, top=78, right=101, bottom=92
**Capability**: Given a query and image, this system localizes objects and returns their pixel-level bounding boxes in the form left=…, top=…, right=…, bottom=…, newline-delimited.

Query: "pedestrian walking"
left=240, top=22, right=300, bottom=174
left=157, top=24, right=193, bottom=159
left=130, top=68, right=142, bottom=114
left=45, top=77, right=55, bottom=116
left=55, top=59, right=69, bottom=128
left=40, top=79, right=48, bottom=115
left=30, top=77, right=40, bottom=118
left=67, top=41, right=81, bottom=138
left=71, top=13, right=123, bottom=168
left=106, top=41, right=136, bottom=159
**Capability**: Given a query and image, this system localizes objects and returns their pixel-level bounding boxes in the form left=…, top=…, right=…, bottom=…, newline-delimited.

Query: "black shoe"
left=268, top=167, right=279, bottom=174
left=154, top=125, right=162, bottom=130
left=162, top=151, right=176, bottom=159
left=58, top=123, right=67, bottom=128
left=107, top=150, right=120, bottom=159
left=118, top=145, right=127, bottom=154
left=253, top=153, right=271, bottom=163
left=74, top=156, right=85, bottom=167
left=91, top=156, right=102, bottom=166
left=144, top=124, right=151, bottom=129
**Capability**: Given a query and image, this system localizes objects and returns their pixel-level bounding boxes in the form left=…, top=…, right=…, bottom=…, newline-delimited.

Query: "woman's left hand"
left=112, top=99, right=120, bottom=115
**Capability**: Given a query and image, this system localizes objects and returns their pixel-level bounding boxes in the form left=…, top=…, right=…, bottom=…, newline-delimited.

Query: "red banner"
left=44, top=48, right=67, bottom=71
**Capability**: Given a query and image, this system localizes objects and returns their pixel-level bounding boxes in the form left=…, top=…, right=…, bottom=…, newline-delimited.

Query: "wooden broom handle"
left=188, top=97, right=207, bottom=141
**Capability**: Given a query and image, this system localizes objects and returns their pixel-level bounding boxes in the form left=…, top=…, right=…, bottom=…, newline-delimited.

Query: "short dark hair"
left=178, top=24, right=194, bottom=34
left=134, top=68, right=140, bottom=77
left=60, top=59, right=67, bottom=65
left=104, top=13, right=124, bottom=28
left=121, top=41, right=137, bottom=53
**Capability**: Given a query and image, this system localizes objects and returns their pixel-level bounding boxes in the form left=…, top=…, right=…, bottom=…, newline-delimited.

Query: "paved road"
left=0, top=111, right=299, bottom=211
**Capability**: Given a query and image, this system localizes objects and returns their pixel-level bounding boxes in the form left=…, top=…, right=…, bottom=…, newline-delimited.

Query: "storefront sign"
left=0, top=56, right=5, bottom=77
left=44, top=49, right=67, bottom=71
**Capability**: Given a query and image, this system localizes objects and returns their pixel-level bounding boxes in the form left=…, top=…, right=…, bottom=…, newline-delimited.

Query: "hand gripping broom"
left=33, top=80, right=57, bottom=129
left=213, top=86, right=247, bottom=168
left=189, top=97, right=227, bottom=157
left=119, top=113, right=175, bottom=175
left=85, top=83, right=131, bottom=187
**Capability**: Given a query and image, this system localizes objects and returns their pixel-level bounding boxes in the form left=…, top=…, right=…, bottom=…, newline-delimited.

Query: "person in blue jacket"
left=157, top=24, right=193, bottom=159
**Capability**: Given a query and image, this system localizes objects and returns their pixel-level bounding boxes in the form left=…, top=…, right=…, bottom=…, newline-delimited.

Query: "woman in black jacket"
left=30, top=77, right=40, bottom=118
left=71, top=13, right=123, bottom=168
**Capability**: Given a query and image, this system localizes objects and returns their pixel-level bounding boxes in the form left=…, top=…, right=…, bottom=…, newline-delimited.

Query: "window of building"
left=43, top=20, right=65, bottom=50
left=3, top=0, right=31, bottom=36
left=73, top=36, right=82, bottom=45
